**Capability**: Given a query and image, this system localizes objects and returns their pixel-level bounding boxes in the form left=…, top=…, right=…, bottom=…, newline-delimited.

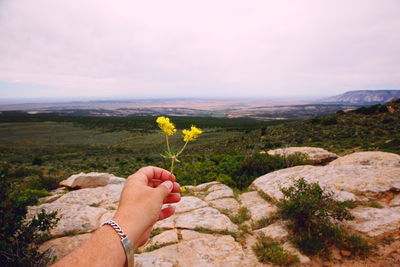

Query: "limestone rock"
left=267, top=146, right=338, bottom=165
left=346, top=206, right=400, bottom=237
left=209, top=198, right=240, bottom=215
left=251, top=165, right=400, bottom=202
left=59, top=172, right=114, bottom=189
left=390, top=195, right=400, bottom=207
left=282, top=242, right=311, bottom=264
left=194, top=181, right=221, bottom=192
left=143, top=230, right=178, bottom=251
left=239, top=191, right=277, bottom=221
left=53, top=184, right=123, bottom=207
left=145, top=235, right=246, bottom=266
left=39, top=233, right=92, bottom=262
left=38, top=194, right=63, bottom=204
left=207, top=184, right=232, bottom=192
left=135, top=254, right=177, bottom=267
left=27, top=203, right=106, bottom=237
left=204, top=188, right=234, bottom=201
left=254, top=222, right=289, bottom=241
left=173, top=196, right=208, bottom=214
left=175, top=207, right=238, bottom=232
left=109, top=176, right=126, bottom=184
left=180, top=229, right=214, bottom=241
left=329, top=151, right=400, bottom=167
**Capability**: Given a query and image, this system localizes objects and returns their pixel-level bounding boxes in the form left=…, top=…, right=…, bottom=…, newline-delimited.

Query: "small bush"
left=229, top=207, right=251, bottom=224
left=276, top=178, right=373, bottom=257
left=252, top=235, right=299, bottom=266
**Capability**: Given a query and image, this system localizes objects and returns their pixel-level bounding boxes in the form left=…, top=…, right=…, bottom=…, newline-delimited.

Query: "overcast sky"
left=0, top=0, right=399, bottom=100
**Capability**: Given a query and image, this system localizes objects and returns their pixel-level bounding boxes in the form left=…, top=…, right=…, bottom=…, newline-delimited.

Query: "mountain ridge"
left=320, top=90, right=400, bottom=105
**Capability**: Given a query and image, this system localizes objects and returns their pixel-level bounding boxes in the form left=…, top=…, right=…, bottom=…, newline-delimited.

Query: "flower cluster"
left=182, top=126, right=202, bottom=142
left=156, top=116, right=202, bottom=175
left=156, top=116, right=176, bottom=136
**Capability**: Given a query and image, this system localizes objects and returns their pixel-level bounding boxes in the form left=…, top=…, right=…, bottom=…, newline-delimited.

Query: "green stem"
left=176, top=141, right=189, bottom=158
left=166, top=135, right=172, bottom=155
left=170, top=156, right=175, bottom=175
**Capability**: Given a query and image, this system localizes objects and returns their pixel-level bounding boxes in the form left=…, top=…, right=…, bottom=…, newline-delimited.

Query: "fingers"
left=163, top=193, right=181, bottom=204
left=151, top=181, right=180, bottom=192
left=158, top=206, right=175, bottom=221
left=134, top=166, right=176, bottom=185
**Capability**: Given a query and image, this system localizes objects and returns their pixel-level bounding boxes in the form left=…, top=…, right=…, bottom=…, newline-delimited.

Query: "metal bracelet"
left=101, top=220, right=134, bottom=267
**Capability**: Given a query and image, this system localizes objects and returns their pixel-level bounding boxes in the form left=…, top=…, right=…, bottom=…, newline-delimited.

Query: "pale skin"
left=54, top=166, right=181, bottom=267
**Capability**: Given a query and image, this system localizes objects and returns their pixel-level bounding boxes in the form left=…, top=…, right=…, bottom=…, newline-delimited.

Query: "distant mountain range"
left=320, top=90, right=400, bottom=105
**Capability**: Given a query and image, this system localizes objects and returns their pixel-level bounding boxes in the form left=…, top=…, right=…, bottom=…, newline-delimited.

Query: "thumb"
left=156, top=180, right=173, bottom=199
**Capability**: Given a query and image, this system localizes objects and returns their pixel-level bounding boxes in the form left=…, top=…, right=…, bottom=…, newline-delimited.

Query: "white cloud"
left=0, top=0, right=399, bottom=99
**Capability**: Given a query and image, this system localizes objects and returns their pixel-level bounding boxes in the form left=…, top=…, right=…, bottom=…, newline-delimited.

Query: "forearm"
left=54, top=226, right=127, bottom=267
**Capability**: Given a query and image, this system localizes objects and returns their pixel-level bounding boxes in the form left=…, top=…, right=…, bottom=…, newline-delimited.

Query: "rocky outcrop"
left=267, top=146, right=339, bottom=165
left=329, top=151, right=400, bottom=167
left=30, top=150, right=400, bottom=266
left=59, top=172, right=124, bottom=189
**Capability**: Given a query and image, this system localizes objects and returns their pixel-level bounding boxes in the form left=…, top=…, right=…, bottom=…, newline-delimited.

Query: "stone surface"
left=145, top=235, right=247, bottom=267
left=254, top=222, right=289, bottom=241
left=39, top=233, right=92, bottom=262
left=329, top=151, right=400, bottom=167
left=251, top=165, right=400, bottom=202
left=54, top=184, right=123, bottom=207
left=267, top=146, right=338, bottom=165
left=180, top=229, right=214, bottom=241
left=207, top=183, right=232, bottom=192
left=390, top=195, right=400, bottom=207
left=175, top=207, right=238, bottom=232
left=282, top=242, right=311, bottom=264
left=38, top=194, right=62, bottom=204
left=143, top=230, right=178, bottom=251
left=173, top=196, right=208, bottom=213
left=194, top=181, right=220, bottom=191
left=109, top=176, right=126, bottom=184
left=204, top=188, right=234, bottom=201
left=346, top=206, right=400, bottom=237
left=59, top=172, right=115, bottom=189
left=209, top=198, right=240, bottom=215
left=135, top=254, right=177, bottom=267
left=239, top=191, right=277, bottom=221
left=27, top=203, right=106, bottom=237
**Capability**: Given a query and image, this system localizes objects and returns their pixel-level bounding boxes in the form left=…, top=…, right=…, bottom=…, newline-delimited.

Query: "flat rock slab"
left=346, top=206, right=400, bottom=237
left=254, top=222, right=289, bottom=241
left=251, top=165, right=400, bottom=202
left=27, top=203, right=107, bottom=237
left=54, top=184, right=123, bottom=207
left=194, top=181, right=221, bottom=192
left=204, top=189, right=234, bottom=201
left=390, top=195, right=400, bottom=207
left=329, top=151, right=400, bottom=167
left=142, top=230, right=178, bottom=251
left=135, top=254, right=177, bottom=267
left=207, top=184, right=232, bottom=192
left=175, top=207, right=238, bottom=232
left=180, top=230, right=214, bottom=241
left=209, top=198, right=240, bottom=215
left=267, top=146, right=338, bottom=165
left=239, top=191, right=277, bottom=221
left=173, top=196, right=208, bottom=214
left=39, top=233, right=92, bottom=263
left=59, top=172, right=117, bottom=189
left=145, top=235, right=246, bottom=267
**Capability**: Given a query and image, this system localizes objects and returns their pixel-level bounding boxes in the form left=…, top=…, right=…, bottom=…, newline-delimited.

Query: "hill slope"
left=320, top=90, right=400, bottom=105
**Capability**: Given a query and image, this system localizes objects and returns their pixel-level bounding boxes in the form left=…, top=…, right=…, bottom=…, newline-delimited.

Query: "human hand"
left=113, top=166, right=181, bottom=248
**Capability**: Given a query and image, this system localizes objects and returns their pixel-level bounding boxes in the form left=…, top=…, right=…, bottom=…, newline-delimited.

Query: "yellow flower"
left=182, top=126, right=202, bottom=142
left=180, top=187, right=187, bottom=193
left=156, top=116, right=176, bottom=136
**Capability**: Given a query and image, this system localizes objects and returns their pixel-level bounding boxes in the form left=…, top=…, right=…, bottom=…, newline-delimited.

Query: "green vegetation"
left=251, top=213, right=279, bottom=230
left=0, top=164, right=59, bottom=266
left=145, top=242, right=178, bottom=252
left=229, top=207, right=251, bottom=224
left=276, top=178, right=374, bottom=257
left=252, top=235, right=300, bottom=266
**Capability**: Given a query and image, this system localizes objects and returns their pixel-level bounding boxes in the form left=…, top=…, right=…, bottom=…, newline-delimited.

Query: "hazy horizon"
left=1, top=0, right=399, bottom=99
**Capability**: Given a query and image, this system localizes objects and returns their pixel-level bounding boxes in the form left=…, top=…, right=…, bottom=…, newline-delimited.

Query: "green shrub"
left=276, top=178, right=373, bottom=257
left=0, top=167, right=59, bottom=266
left=229, top=207, right=251, bottom=224
left=252, top=235, right=299, bottom=266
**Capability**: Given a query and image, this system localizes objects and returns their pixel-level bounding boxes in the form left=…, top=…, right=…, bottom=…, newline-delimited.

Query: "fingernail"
left=161, top=181, right=173, bottom=191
